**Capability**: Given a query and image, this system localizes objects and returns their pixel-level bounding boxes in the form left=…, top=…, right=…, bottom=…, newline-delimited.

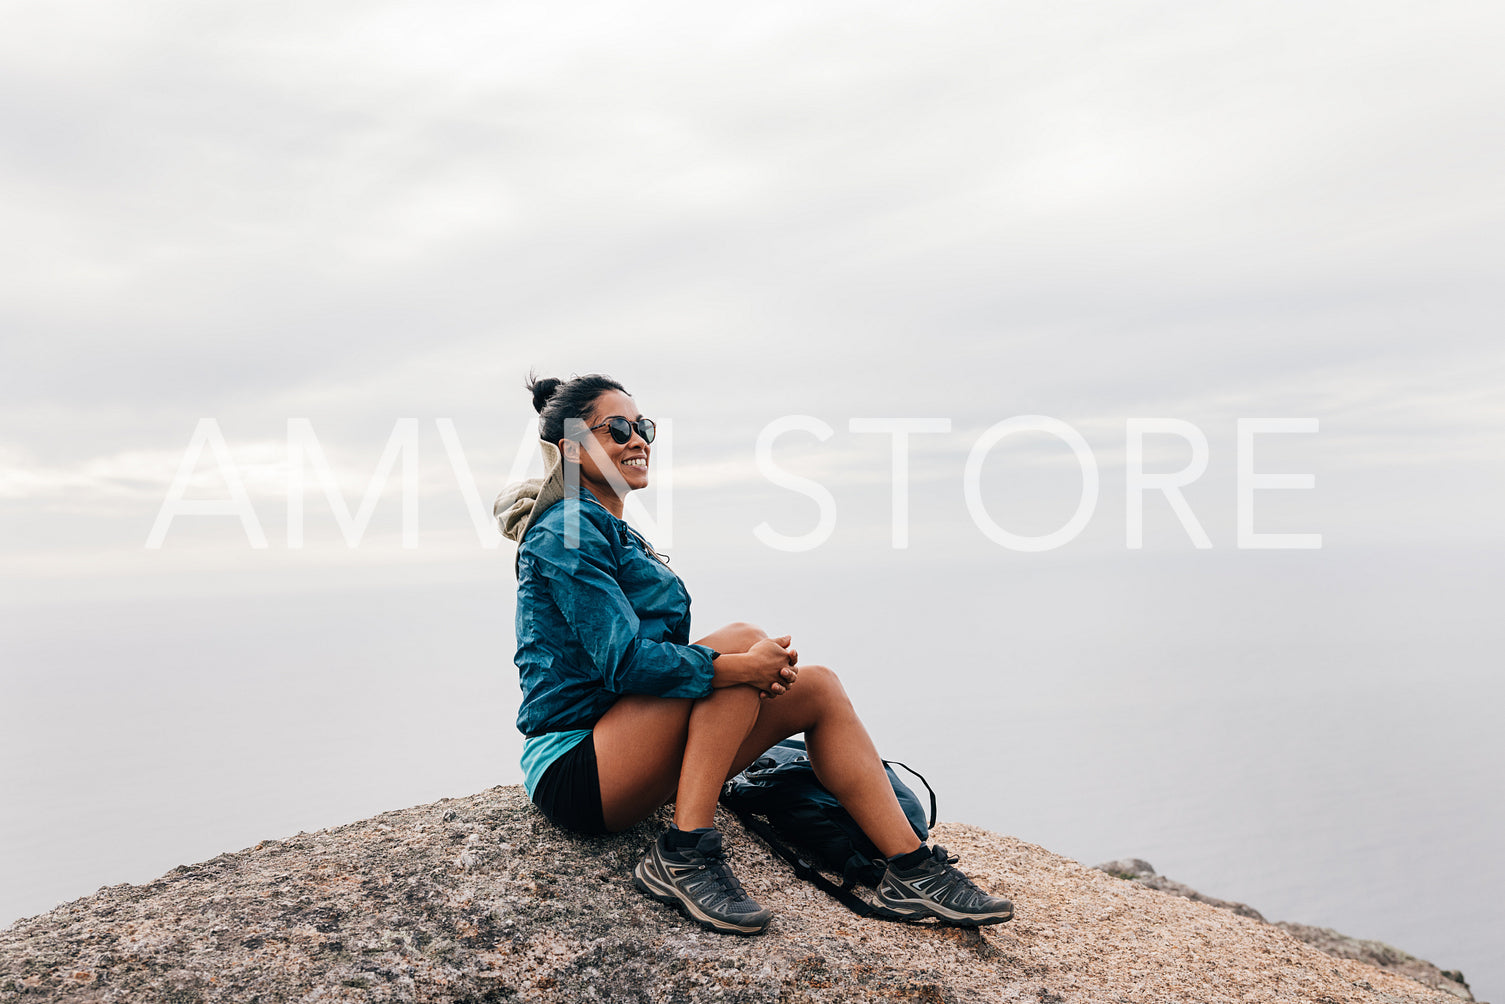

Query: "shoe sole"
left=632, top=858, right=772, bottom=935
left=872, top=896, right=1014, bottom=926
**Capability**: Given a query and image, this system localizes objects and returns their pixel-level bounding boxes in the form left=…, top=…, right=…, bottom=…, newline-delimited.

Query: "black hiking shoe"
left=632, top=829, right=773, bottom=935
left=874, top=844, right=1014, bottom=925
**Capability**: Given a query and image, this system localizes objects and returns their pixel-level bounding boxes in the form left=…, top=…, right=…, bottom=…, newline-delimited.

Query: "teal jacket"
left=512, top=489, right=717, bottom=736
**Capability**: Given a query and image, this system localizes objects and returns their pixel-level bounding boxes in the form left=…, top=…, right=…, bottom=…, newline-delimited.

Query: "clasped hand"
left=747, top=634, right=798, bottom=699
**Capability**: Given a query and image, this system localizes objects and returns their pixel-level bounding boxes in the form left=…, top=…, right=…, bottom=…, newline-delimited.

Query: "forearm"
left=710, top=652, right=757, bottom=688
left=711, top=638, right=797, bottom=695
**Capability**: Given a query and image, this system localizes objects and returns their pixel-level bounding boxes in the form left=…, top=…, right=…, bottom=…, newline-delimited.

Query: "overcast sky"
left=4, top=0, right=1503, bottom=591
left=3, top=0, right=1505, bottom=989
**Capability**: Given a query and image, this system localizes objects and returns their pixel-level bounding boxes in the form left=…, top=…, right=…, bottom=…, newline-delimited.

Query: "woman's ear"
left=558, top=438, right=579, bottom=462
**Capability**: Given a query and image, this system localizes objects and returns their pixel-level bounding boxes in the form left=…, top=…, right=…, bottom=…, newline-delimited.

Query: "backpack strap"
left=725, top=806, right=878, bottom=918
left=884, top=759, right=938, bottom=829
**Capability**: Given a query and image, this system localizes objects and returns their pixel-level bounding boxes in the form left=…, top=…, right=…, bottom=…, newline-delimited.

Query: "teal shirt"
left=521, top=730, right=592, bottom=798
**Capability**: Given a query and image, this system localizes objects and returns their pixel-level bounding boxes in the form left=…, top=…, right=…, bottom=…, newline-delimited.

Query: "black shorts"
left=531, top=733, right=608, bottom=836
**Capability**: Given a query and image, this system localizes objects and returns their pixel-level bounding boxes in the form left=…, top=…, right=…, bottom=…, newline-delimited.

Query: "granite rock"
left=0, top=786, right=1480, bottom=1003
left=1094, top=859, right=1476, bottom=1002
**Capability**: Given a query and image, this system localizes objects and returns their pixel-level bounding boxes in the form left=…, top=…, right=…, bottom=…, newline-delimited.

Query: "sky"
left=3, top=0, right=1504, bottom=996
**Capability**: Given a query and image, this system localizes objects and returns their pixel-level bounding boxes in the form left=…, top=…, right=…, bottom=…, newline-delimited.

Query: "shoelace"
left=930, top=845, right=989, bottom=898
left=696, top=851, right=751, bottom=903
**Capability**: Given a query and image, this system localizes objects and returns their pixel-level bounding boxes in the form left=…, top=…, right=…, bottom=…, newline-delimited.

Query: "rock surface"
left=1094, top=859, right=1476, bottom=1002
left=0, top=785, right=1481, bottom=1003
left=1093, top=859, right=1271, bottom=922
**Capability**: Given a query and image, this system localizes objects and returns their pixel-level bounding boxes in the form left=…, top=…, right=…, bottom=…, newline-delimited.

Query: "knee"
left=795, top=664, right=849, bottom=706
left=726, top=621, right=768, bottom=651
left=696, top=682, right=763, bottom=714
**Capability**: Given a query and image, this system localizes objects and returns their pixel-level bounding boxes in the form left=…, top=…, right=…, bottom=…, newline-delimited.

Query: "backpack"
left=719, top=738, right=937, bottom=916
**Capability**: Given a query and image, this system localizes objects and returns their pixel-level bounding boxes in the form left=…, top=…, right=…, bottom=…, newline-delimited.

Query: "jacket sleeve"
left=527, top=512, right=716, bottom=699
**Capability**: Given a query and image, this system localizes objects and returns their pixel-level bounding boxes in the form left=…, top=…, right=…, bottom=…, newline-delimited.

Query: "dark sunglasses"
left=588, top=415, right=656, bottom=445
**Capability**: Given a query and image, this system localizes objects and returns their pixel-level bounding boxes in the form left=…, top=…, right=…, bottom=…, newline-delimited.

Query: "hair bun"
left=526, top=375, right=563, bottom=414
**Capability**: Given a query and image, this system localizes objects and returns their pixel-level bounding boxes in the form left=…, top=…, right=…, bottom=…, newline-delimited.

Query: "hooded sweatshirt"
left=494, top=440, right=568, bottom=568
left=495, top=439, right=718, bottom=795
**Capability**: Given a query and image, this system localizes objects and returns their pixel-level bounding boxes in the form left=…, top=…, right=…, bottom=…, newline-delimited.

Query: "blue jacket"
left=513, top=489, right=717, bottom=736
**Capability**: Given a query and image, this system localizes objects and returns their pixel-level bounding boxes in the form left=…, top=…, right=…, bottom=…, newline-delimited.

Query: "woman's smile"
left=618, top=452, right=650, bottom=485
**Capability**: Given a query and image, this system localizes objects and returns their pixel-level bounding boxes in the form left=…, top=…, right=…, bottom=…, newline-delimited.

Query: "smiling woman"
left=492, top=372, right=1014, bottom=936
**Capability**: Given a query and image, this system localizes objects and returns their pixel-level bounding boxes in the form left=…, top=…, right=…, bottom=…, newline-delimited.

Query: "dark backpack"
left=719, top=738, right=937, bottom=916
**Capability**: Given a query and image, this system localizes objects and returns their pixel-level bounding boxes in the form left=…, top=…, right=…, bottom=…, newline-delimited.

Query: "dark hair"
left=526, top=371, right=630, bottom=445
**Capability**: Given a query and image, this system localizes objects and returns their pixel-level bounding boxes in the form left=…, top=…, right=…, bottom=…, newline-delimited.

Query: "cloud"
left=1, top=0, right=1502, bottom=561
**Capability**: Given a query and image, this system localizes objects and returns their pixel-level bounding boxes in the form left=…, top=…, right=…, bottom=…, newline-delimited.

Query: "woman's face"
left=561, top=389, right=651, bottom=500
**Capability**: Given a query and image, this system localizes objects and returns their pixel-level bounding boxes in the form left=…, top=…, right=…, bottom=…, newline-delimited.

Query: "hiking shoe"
left=874, top=844, right=1014, bottom=925
left=632, top=829, right=773, bottom=935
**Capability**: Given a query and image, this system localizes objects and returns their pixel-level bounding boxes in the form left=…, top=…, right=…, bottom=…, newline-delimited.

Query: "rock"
left=1274, top=922, right=1475, bottom=1001
left=0, top=787, right=1477, bottom=1003
left=1094, top=859, right=1476, bottom=1002
left=1093, top=858, right=1269, bottom=921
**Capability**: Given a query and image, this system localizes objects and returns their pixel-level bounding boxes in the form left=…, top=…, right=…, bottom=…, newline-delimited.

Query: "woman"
left=496, top=373, right=1012, bottom=935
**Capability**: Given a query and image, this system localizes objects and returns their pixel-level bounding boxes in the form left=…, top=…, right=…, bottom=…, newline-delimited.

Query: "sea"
left=2, top=540, right=1500, bottom=1001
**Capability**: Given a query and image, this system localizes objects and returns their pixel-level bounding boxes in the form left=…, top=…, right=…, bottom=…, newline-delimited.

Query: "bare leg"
left=594, top=620, right=919, bottom=856
left=593, top=686, right=764, bottom=830
left=591, top=694, right=691, bottom=830
left=672, top=685, right=762, bottom=829
left=690, top=621, right=770, bottom=654
left=727, top=665, right=921, bottom=858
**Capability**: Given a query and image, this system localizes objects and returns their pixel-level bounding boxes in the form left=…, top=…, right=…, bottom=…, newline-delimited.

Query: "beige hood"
left=494, top=439, right=567, bottom=547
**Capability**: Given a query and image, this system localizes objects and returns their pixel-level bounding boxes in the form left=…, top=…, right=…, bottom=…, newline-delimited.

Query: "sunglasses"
left=588, top=415, right=656, bottom=445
